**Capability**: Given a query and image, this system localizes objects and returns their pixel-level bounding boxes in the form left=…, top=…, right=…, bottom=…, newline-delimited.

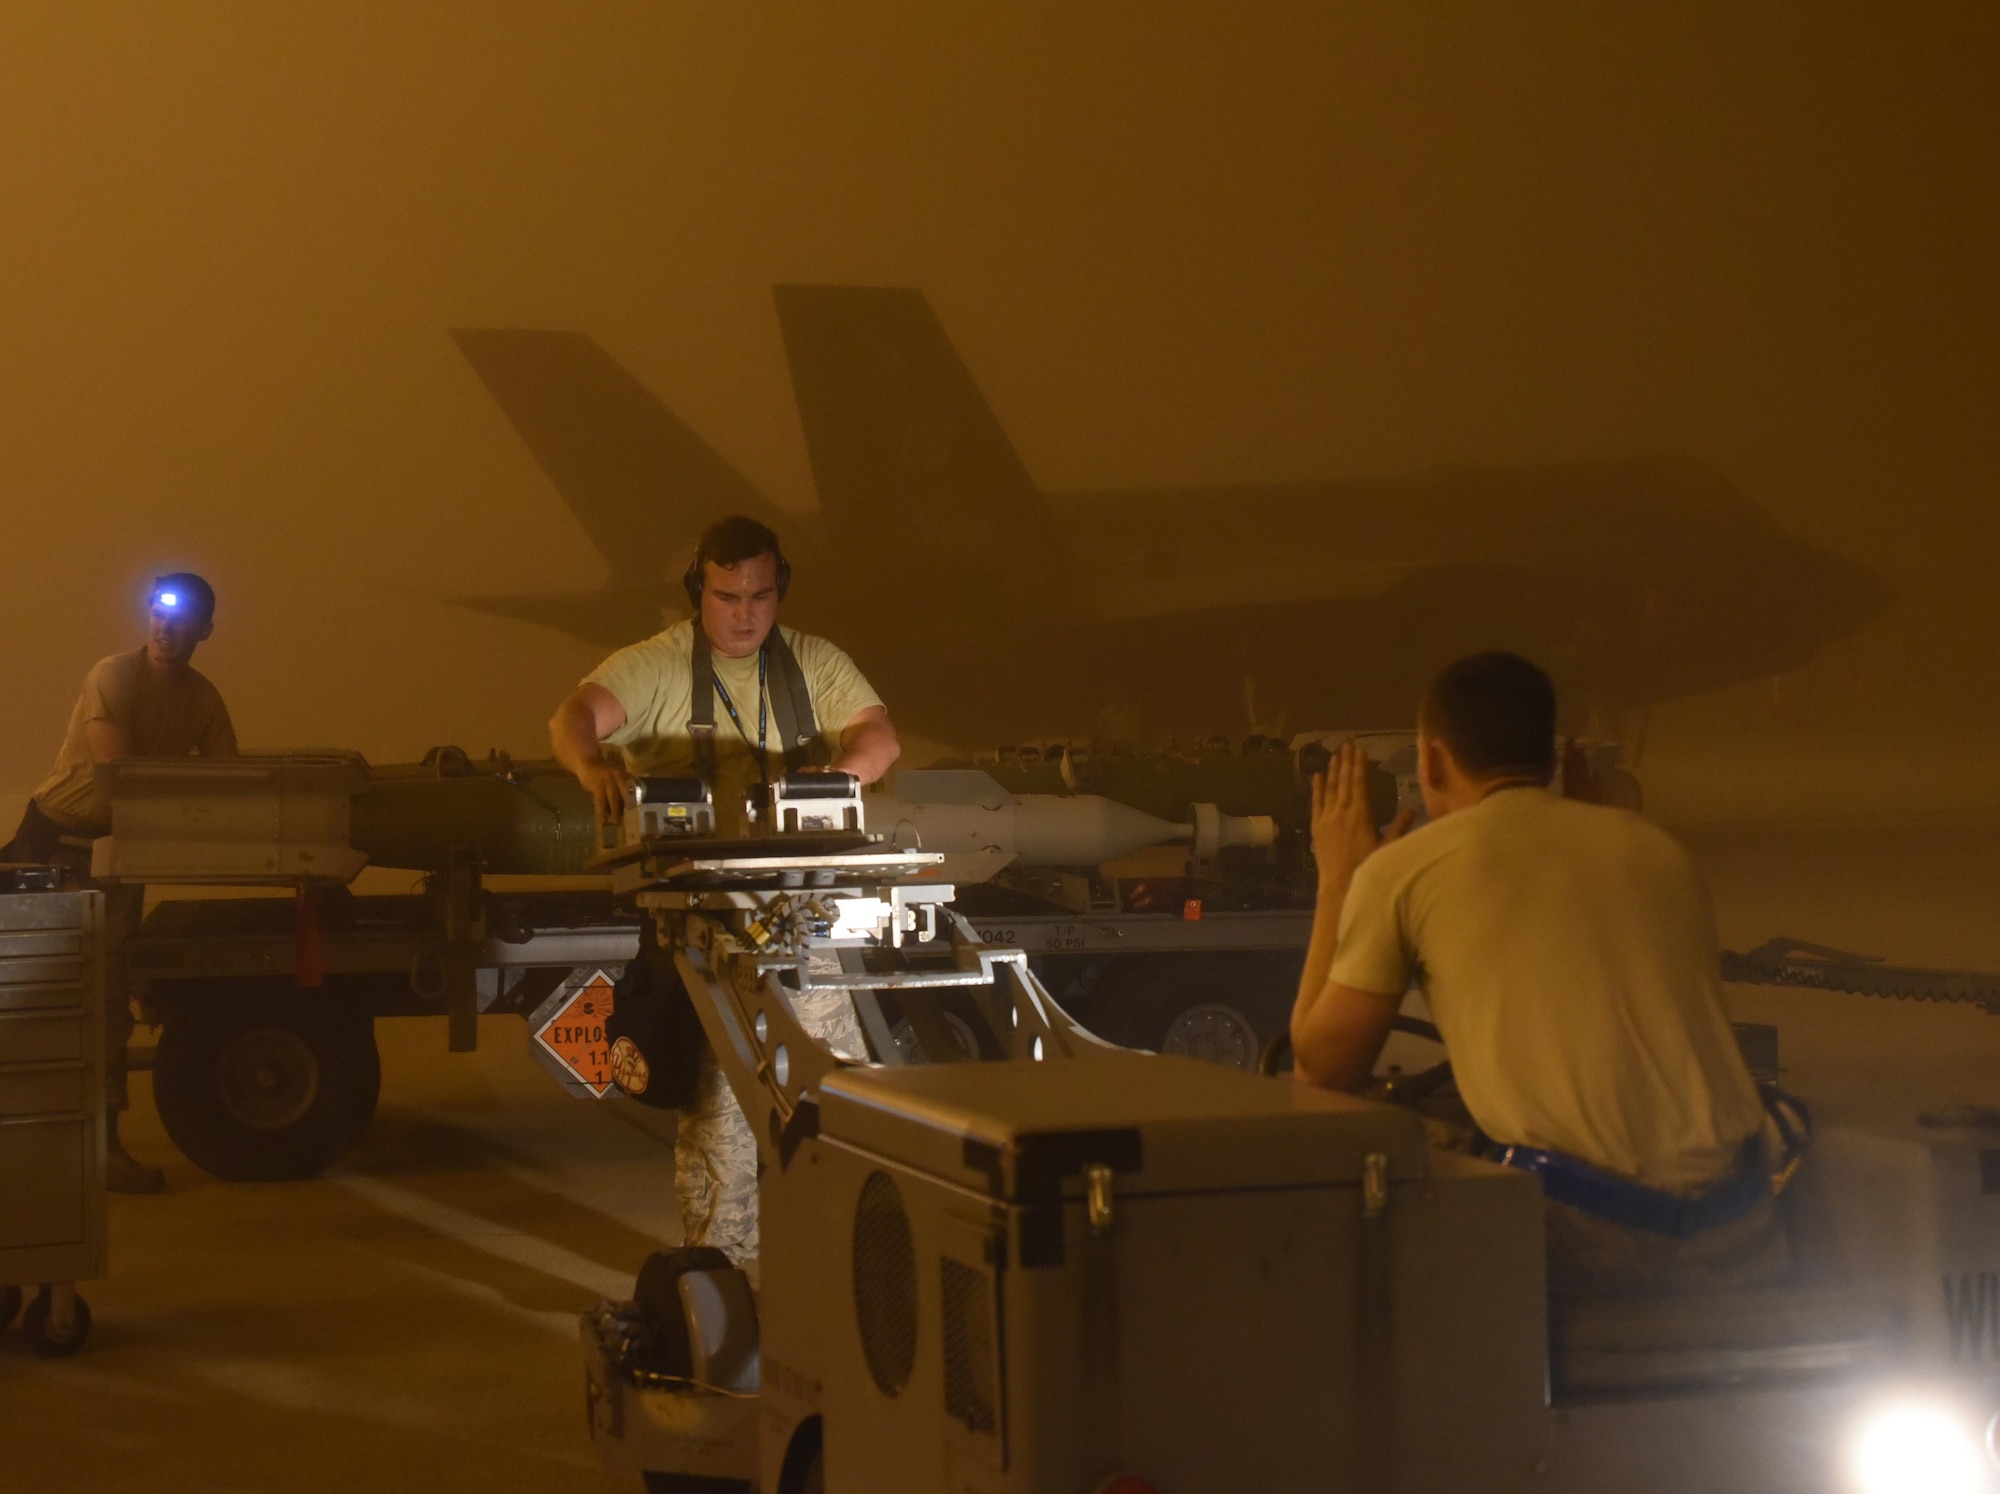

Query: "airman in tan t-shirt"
left=1291, top=652, right=1781, bottom=1296
left=548, top=518, right=901, bottom=1268
left=584, top=618, right=883, bottom=835
left=3, top=573, right=237, bottom=1195
left=32, top=647, right=236, bottom=833
left=1329, top=786, right=1763, bottom=1192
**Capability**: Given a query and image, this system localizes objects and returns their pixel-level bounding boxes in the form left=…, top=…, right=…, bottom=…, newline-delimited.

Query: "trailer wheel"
left=154, top=999, right=380, bottom=1181
left=1081, top=953, right=1294, bottom=1071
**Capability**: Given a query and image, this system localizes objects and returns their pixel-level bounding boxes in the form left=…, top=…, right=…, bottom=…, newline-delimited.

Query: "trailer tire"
left=153, top=998, right=380, bottom=1182
left=1081, top=953, right=1295, bottom=1071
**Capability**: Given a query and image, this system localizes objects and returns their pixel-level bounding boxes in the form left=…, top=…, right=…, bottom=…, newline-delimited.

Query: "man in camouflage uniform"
left=670, top=975, right=867, bottom=1262
left=550, top=516, right=899, bottom=1266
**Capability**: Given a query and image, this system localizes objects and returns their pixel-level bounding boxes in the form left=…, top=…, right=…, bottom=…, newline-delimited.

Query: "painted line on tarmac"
left=173, top=1350, right=432, bottom=1427
left=331, top=1173, right=630, bottom=1299
left=0, top=1355, right=203, bottom=1406
left=396, top=1099, right=681, bottom=1243
left=372, top=1251, right=582, bottom=1338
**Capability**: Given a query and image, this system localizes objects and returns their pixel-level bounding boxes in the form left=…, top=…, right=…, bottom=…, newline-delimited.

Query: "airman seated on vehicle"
left=1289, top=651, right=1788, bottom=1296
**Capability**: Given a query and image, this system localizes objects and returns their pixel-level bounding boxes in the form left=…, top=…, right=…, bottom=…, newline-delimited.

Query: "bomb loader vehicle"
left=582, top=768, right=2000, bottom=1494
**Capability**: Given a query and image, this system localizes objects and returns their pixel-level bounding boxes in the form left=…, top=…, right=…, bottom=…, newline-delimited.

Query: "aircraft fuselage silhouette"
left=450, top=287, right=1891, bottom=742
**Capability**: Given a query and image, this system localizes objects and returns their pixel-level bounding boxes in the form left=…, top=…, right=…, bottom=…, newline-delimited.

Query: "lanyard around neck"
left=709, top=645, right=769, bottom=779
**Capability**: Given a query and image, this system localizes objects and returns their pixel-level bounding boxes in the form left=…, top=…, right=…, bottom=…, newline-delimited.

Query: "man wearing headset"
left=549, top=515, right=899, bottom=1267
left=4, top=573, right=238, bottom=1194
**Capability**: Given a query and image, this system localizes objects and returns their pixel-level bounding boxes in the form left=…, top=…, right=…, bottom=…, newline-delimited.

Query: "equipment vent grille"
left=941, top=1257, right=998, bottom=1435
left=852, top=1170, right=917, bottom=1397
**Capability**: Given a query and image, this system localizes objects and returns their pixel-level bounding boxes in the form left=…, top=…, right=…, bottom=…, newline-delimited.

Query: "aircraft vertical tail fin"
left=772, top=285, right=1078, bottom=611
left=451, top=328, right=792, bottom=583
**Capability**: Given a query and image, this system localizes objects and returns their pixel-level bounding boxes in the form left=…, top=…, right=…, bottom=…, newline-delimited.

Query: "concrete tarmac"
left=3, top=814, right=1999, bottom=1492
left=0, top=1015, right=678, bottom=1494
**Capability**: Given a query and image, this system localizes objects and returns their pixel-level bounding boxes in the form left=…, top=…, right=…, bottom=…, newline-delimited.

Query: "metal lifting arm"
left=662, top=902, right=1123, bottom=1176
left=605, top=773, right=1124, bottom=1176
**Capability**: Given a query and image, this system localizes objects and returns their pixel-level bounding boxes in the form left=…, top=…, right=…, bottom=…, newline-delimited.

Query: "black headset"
left=683, top=539, right=791, bottom=606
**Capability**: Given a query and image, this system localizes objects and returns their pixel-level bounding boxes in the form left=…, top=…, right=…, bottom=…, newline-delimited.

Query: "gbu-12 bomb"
left=346, top=749, right=1278, bottom=882
left=962, top=733, right=1406, bottom=827
left=866, top=769, right=1275, bottom=884
left=961, top=728, right=1637, bottom=832
left=348, top=749, right=602, bottom=875
left=342, top=733, right=1631, bottom=881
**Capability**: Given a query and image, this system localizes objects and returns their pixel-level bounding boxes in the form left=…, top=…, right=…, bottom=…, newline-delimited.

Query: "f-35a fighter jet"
left=449, top=287, right=1891, bottom=742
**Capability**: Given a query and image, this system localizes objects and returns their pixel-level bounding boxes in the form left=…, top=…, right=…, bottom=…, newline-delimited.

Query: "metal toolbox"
left=777, top=1054, right=1548, bottom=1494
left=0, top=885, right=107, bottom=1355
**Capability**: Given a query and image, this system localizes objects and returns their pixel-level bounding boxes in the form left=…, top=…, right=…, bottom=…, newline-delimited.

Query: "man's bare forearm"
left=833, top=715, right=900, bottom=785
left=1292, top=981, right=1399, bottom=1092
left=84, top=719, right=134, bottom=764
left=550, top=692, right=633, bottom=824
left=549, top=697, right=609, bottom=779
left=1292, top=871, right=1353, bottom=1033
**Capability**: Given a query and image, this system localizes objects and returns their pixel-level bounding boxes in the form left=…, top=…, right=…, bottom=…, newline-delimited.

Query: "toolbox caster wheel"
left=0, top=1285, right=20, bottom=1332
left=22, top=1288, right=91, bottom=1357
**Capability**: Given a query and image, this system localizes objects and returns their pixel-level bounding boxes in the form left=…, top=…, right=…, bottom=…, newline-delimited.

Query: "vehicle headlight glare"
left=1850, top=1399, right=1987, bottom=1494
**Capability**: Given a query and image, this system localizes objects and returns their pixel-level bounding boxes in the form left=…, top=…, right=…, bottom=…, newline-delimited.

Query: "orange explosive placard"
left=533, top=969, right=617, bottom=1097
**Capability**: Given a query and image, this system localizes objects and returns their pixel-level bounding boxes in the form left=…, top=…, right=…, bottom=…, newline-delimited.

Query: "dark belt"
left=1490, top=1134, right=1770, bottom=1239
left=5, top=798, right=96, bottom=864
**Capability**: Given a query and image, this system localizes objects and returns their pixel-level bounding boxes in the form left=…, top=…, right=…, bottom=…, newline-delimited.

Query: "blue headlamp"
left=149, top=572, right=213, bottom=622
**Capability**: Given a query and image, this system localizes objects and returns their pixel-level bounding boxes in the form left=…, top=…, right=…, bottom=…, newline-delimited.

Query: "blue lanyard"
left=709, top=646, right=769, bottom=780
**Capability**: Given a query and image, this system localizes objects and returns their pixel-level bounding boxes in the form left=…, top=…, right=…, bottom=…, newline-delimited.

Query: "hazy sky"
left=1, top=3, right=1993, bottom=809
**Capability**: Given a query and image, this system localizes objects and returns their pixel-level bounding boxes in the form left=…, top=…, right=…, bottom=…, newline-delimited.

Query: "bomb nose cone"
left=1010, top=796, right=1188, bottom=866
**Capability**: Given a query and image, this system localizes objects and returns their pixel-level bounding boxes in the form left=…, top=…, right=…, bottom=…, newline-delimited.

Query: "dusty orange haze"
left=0, top=4, right=1993, bottom=827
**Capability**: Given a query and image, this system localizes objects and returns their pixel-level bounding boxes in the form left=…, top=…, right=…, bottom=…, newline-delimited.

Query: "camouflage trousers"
left=673, top=981, right=867, bottom=1268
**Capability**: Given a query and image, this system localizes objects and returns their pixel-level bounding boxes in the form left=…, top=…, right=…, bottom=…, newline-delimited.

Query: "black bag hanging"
left=603, top=932, right=706, bottom=1111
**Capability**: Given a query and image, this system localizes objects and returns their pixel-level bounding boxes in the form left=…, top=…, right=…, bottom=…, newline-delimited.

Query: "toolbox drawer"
left=0, top=1012, right=84, bottom=1065
left=0, top=1063, right=86, bottom=1119
left=0, top=929, right=84, bottom=961
left=0, top=1115, right=86, bottom=1250
left=0, top=895, right=88, bottom=934
left=0, top=981, right=85, bottom=1015
left=0, top=953, right=86, bottom=989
